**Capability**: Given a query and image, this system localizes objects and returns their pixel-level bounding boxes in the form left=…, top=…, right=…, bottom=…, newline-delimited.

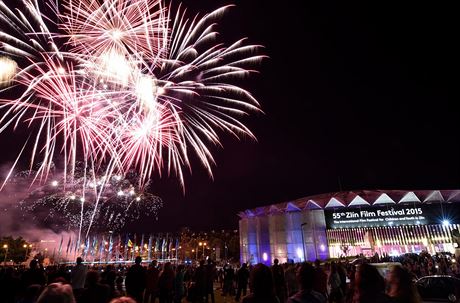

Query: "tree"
left=0, top=236, right=30, bottom=263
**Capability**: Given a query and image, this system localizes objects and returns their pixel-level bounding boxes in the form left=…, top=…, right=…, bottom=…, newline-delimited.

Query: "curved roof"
left=238, top=190, right=460, bottom=219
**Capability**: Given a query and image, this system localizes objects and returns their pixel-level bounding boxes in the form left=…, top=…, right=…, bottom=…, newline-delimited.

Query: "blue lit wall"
left=239, top=209, right=329, bottom=264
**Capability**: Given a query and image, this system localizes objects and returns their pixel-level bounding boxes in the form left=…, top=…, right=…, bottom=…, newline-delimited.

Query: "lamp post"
left=199, top=242, right=202, bottom=259
left=23, top=244, right=28, bottom=261
left=203, top=242, right=207, bottom=258
left=3, top=244, right=9, bottom=265
left=300, top=223, right=307, bottom=262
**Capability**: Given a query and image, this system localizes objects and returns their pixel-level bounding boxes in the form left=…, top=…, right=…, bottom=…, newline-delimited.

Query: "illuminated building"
left=238, top=190, right=460, bottom=263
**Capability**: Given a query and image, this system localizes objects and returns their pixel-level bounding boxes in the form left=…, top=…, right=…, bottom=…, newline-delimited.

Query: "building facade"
left=239, top=190, right=460, bottom=264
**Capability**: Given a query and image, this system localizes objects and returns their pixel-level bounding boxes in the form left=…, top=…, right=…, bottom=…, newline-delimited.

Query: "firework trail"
left=0, top=0, right=264, bottom=236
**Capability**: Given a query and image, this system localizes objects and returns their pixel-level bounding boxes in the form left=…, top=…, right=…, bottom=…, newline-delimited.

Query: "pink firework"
left=0, top=0, right=264, bottom=193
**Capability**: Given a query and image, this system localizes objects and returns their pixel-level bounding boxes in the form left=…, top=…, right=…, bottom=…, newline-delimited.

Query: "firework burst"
left=0, top=0, right=264, bottom=235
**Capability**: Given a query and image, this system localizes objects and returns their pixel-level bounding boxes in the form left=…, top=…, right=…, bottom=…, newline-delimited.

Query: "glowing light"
left=110, top=29, right=124, bottom=41
left=117, top=190, right=124, bottom=196
left=296, top=248, right=303, bottom=259
left=320, top=244, right=326, bottom=251
left=443, top=220, right=450, bottom=226
left=390, top=249, right=399, bottom=256
left=422, top=238, right=428, bottom=246
left=96, top=50, right=132, bottom=85
left=157, top=87, right=165, bottom=95
left=262, top=252, right=268, bottom=262
left=136, top=75, right=157, bottom=108
left=136, top=197, right=141, bottom=201
left=69, top=195, right=76, bottom=200
left=51, top=181, right=58, bottom=187
left=0, top=57, right=17, bottom=86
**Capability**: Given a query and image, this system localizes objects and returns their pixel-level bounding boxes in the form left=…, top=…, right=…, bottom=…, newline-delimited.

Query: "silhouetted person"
left=109, top=297, right=137, bottom=303
left=313, top=260, right=327, bottom=298
left=235, top=263, right=249, bottom=301
left=328, top=262, right=343, bottom=303
left=287, top=263, right=326, bottom=303
left=145, top=260, right=160, bottom=303
left=222, top=264, right=235, bottom=296
left=125, top=256, right=147, bottom=303
left=19, top=284, right=42, bottom=303
left=79, top=270, right=110, bottom=303
left=386, top=265, right=421, bottom=303
left=193, top=260, right=207, bottom=302
left=272, top=259, right=287, bottom=303
left=354, top=263, right=392, bottom=303
left=101, top=265, right=117, bottom=299
left=37, top=282, right=75, bottom=303
left=173, top=264, right=186, bottom=303
left=158, top=262, right=175, bottom=303
left=242, top=263, right=280, bottom=303
left=71, top=257, right=87, bottom=294
left=205, top=259, right=216, bottom=303
left=338, top=263, right=347, bottom=299
left=22, top=259, right=46, bottom=288
left=1, top=266, right=21, bottom=303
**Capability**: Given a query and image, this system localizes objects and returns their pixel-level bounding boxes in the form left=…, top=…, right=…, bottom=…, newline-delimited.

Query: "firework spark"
left=0, top=0, right=264, bottom=235
left=15, top=167, right=163, bottom=232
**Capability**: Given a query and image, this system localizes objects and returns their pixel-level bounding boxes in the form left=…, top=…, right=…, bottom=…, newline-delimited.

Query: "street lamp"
left=203, top=242, right=207, bottom=257
left=198, top=242, right=202, bottom=259
left=24, top=244, right=29, bottom=260
left=3, top=244, right=8, bottom=265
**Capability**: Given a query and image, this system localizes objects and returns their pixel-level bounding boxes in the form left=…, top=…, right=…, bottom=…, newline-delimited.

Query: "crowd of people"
left=0, top=250, right=459, bottom=303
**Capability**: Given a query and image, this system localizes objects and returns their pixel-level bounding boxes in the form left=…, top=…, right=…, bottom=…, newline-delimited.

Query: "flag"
left=74, top=236, right=79, bottom=254
left=175, top=238, right=180, bottom=260
left=66, top=236, right=72, bottom=254
left=148, top=234, right=153, bottom=261
left=84, top=237, right=90, bottom=257
left=58, top=235, right=63, bottom=255
left=140, top=234, right=145, bottom=255
left=132, top=233, right=137, bottom=260
left=116, top=234, right=121, bottom=261
left=162, top=234, right=168, bottom=259
left=99, top=235, right=105, bottom=261
left=124, top=234, right=130, bottom=261
left=108, top=233, right=113, bottom=262
left=155, top=236, right=161, bottom=253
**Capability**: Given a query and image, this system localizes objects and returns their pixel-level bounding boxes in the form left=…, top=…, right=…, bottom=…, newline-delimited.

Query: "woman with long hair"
left=353, top=263, right=392, bottom=303
left=328, top=262, right=343, bottom=303
left=386, top=265, right=421, bottom=303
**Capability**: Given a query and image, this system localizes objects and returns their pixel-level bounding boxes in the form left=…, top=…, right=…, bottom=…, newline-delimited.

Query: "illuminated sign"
left=325, top=203, right=460, bottom=229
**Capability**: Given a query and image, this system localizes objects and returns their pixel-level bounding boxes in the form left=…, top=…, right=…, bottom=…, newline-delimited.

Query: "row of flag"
left=56, top=233, right=180, bottom=262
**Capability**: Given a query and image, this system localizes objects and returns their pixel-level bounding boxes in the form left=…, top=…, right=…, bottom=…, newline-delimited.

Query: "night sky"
left=1, top=0, right=457, bottom=232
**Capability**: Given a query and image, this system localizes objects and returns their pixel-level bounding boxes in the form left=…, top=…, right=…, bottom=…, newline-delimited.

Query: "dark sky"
left=142, top=0, right=457, bottom=232
left=1, top=0, right=458, bottom=232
